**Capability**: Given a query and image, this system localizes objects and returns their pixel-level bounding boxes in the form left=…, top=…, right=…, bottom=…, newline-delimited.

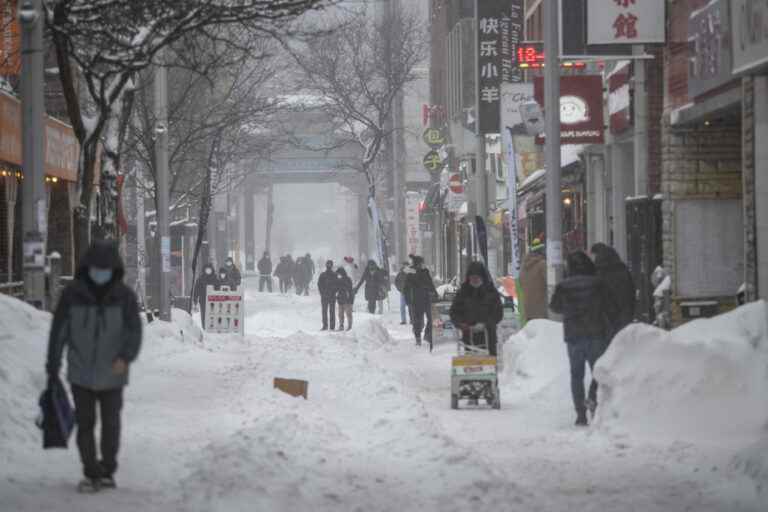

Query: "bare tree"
left=43, top=0, right=333, bottom=262
left=285, top=6, right=426, bottom=267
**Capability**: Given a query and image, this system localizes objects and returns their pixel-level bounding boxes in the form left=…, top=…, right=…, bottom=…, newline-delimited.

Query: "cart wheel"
left=451, top=394, right=459, bottom=410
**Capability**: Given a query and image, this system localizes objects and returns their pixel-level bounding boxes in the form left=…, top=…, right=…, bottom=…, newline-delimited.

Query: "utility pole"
left=544, top=0, right=563, bottom=300
left=19, top=0, right=46, bottom=309
left=633, top=44, right=648, bottom=197
left=154, top=49, right=171, bottom=321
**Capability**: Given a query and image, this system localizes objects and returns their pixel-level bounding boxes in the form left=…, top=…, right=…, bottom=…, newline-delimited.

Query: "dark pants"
left=566, top=337, right=601, bottom=413
left=412, top=301, right=433, bottom=342
left=71, top=384, right=124, bottom=479
left=279, top=278, right=289, bottom=293
left=321, top=296, right=336, bottom=329
left=259, top=276, right=272, bottom=292
left=366, top=299, right=376, bottom=314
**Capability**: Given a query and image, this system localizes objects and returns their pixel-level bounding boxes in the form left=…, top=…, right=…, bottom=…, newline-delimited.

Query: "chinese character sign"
left=477, top=0, right=507, bottom=134
left=587, top=0, right=665, bottom=45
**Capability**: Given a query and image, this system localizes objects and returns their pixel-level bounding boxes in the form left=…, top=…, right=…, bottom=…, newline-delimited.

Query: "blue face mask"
left=89, top=266, right=113, bottom=286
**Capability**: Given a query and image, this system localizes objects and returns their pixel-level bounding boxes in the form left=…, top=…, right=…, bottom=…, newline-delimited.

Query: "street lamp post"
left=154, top=50, right=171, bottom=321
left=19, top=0, right=46, bottom=309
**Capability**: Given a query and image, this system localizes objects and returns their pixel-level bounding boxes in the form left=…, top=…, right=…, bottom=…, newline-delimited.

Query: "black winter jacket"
left=257, top=257, right=272, bottom=275
left=403, top=268, right=437, bottom=309
left=317, top=269, right=338, bottom=300
left=46, top=241, right=142, bottom=391
left=549, top=275, right=619, bottom=341
left=194, top=265, right=220, bottom=303
left=449, top=283, right=504, bottom=351
left=336, top=275, right=354, bottom=305
left=355, top=265, right=386, bottom=302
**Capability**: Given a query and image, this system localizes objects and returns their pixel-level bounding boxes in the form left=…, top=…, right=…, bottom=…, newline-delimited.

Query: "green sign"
left=422, top=150, right=445, bottom=174
left=422, top=127, right=447, bottom=148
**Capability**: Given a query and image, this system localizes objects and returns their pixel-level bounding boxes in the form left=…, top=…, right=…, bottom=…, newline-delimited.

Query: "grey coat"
left=46, top=242, right=142, bottom=391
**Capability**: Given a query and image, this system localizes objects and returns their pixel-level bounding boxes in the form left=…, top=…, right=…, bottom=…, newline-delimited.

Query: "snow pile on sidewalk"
left=593, top=301, right=768, bottom=501
left=0, top=295, right=50, bottom=450
left=144, top=308, right=203, bottom=349
left=499, top=319, right=568, bottom=396
left=350, top=317, right=397, bottom=350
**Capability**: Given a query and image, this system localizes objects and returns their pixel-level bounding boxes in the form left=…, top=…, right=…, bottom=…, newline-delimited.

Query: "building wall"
left=660, top=115, right=742, bottom=324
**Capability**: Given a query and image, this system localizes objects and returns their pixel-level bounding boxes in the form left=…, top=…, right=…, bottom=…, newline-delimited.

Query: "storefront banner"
left=533, top=75, right=605, bottom=145
left=608, top=61, right=631, bottom=135
left=503, top=123, right=521, bottom=279
left=587, top=0, right=665, bottom=45
left=688, top=0, right=733, bottom=98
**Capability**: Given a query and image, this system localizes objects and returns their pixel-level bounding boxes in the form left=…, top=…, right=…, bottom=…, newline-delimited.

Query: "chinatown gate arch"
left=210, top=107, right=371, bottom=272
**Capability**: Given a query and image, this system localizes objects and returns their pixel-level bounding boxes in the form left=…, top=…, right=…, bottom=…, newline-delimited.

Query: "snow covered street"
left=1, top=277, right=766, bottom=511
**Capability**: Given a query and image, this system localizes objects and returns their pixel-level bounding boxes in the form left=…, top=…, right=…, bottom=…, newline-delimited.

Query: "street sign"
left=422, top=150, right=445, bottom=175
left=449, top=174, right=463, bottom=194
left=422, top=127, right=447, bottom=148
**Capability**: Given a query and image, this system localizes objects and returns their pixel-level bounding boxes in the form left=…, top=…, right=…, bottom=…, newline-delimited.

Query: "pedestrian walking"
left=336, top=267, right=354, bottom=330
left=354, top=260, right=386, bottom=314
left=193, top=263, right=219, bottom=325
left=404, top=255, right=438, bottom=346
left=317, top=260, right=338, bottom=330
left=590, top=242, right=636, bottom=345
left=549, top=251, right=619, bottom=426
left=45, top=240, right=143, bottom=493
left=519, top=238, right=548, bottom=323
left=257, top=251, right=273, bottom=292
left=273, top=256, right=289, bottom=293
left=449, top=261, right=503, bottom=356
left=394, top=261, right=411, bottom=325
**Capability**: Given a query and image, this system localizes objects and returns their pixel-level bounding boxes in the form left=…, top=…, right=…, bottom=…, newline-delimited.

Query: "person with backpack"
left=549, top=251, right=619, bottom=426
left=335, top=267, right=355, bottom=330
left=45, top=240, right=143, bottom=492
left=317, top=260, right=339, bottom=330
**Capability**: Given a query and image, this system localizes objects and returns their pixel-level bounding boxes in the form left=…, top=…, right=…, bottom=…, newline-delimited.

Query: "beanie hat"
left=530, top=238, right=545, bottom=252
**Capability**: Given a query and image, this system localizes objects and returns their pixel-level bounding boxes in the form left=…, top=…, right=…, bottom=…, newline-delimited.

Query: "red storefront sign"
left=533, top=75, right=605, bottom=145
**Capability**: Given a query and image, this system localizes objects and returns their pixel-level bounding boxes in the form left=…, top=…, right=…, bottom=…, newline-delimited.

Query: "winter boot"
left=77, top=478, right=102, bottom=493
left=100, top=476, right=117, bottom=489
left=415, top=335, right=422, bottom=347
left=575, top=409, right=588, bottom=426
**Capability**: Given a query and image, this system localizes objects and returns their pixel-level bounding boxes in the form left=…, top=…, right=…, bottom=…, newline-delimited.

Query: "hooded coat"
left=355, top=262, right=387, bottom=302
left=257, top=255, right=272, bottom=275
left=317, top=265, right=339, bottom=300
left=46, top=241, right=143, bottom=391
left=194, top=263, right=219, bottom=304
left=449, top=262, right=504, bottom=355
left=591, top=243, right=636, bottom=337
left=519, top=249, right=548, bottom=321
left=335, top=268, right=355, bottom=305
left=549, top=251, right=619, bottom=342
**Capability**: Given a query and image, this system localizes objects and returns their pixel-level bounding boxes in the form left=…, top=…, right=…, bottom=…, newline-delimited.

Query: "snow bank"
left=499, top=319, right=568, bottom=396
left=350, top=317, right=397, bottom=350
left=594, top=301, right=768, bottom=442
left=0, top=295, right=50, bottom=450
left=144, top=308, right=203, bottom=349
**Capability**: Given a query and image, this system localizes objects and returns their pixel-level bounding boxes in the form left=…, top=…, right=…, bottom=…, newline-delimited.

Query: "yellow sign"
left=422, top=127, right=447, bottom=148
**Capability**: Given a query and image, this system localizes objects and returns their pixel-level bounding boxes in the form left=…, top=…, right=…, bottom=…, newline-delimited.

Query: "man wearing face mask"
left=223, top=257, right=242, bottom=290
left=194, top=263, right=220, bottom=325
left=46, top=240, right=143, bottom=493
left=449, top=261, right=503, bottom=356
left=403, top=255, right=438, bottom=347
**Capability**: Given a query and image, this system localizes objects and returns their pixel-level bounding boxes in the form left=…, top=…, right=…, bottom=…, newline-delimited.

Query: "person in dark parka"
left=193, top=263, right=219, bottom=325
left=273, top=256, right=290, bottom=293
left=449, top=261, right=504, bottom=356
left=335, top=267, right=355, bottom=330
left=590, top=242, right=636, bottom=344
left=257, top=252, right=273, bottom=292
left=317, top=260, right=338, bottom=330
left=46, top=240, right=143, bottom=492
left=354, top=260, right=386, bottom=314
left=223, top=257, right=242, bottom=290
left=550, top=250, right=619, bottom=427
left=403, top=255, right=438, bottom=346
